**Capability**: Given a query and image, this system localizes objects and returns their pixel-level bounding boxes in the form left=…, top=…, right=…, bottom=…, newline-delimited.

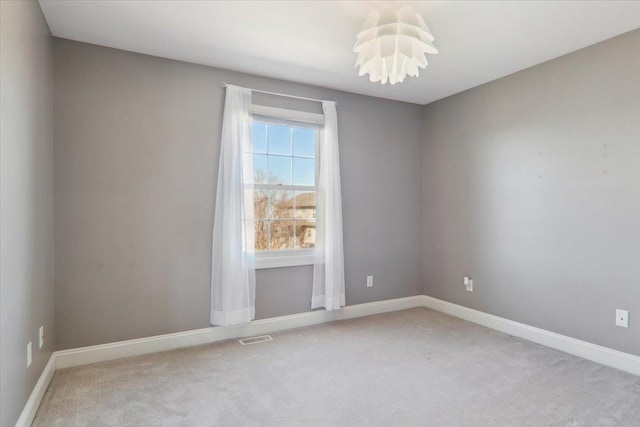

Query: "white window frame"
left=248, top=105, right=323, bottom=269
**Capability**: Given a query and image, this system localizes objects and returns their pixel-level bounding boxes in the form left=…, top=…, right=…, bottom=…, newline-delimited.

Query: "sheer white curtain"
left=312, top=101, right=345, bottom=310
left=210, top=85, right=256, bottom=326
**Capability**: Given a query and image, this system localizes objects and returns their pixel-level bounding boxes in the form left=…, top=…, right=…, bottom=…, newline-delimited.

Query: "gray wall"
left=421, top=30, right=640, bottom=356
left=0, top=1, right=56, bottom=426
left=54, top=39, right=423, bottom=350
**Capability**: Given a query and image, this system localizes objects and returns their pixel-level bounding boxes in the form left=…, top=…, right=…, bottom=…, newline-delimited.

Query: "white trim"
left=256, top=249, right=314, bottom=269
left=55, top=296, right=423, bottom=369
left=15, top=353, right=56, bottom=427
left=223, top=83, right=331, bottom=105
left=250, top=104, right=324, bottom=125
left=249, top=112, right=320, bottom=261
left=419, top=295, right=640, bottom=377
left=51, top=295, right=640, bottom=375
left=18, top=294, right=640, bottom=424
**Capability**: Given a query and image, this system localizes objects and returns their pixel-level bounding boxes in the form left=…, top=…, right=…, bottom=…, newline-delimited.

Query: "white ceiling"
left=39, top=1, right=640, bottom=105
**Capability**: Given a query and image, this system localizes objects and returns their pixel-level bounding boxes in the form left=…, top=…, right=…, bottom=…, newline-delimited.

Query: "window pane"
left=268, top=155, right=292, bottom=185
left=268, top=125, right=292, bottom=155
left=293, top=127, right=315, bottom=157
left=255, top=220, right=269, bottom=251
left=293, top=191, right=316, bottom=219
left=295, top=221, right=316, bottom=249
left=254, top=190, right=269, bottom=220
left=269, top=190, right=294, bottom=219
left=269, top=220, right=293, bottom=250
left=248, top=121, right=318, bottom=255
left=293, top=157, right=315, bottom=186
left=252, top=122, right=267, bottom=154
left=253, top=154, right=268, bottom=184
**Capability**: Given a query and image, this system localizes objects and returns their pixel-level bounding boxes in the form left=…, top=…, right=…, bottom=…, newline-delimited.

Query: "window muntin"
left=246, top=119, right=318, bottom=259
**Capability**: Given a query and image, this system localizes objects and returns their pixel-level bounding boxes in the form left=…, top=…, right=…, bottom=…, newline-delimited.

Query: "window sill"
left=255, top=249, right=315, bottom=269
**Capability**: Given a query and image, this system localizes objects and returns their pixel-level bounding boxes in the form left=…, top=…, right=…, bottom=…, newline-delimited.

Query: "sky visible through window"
left=251, top=122, right=315, bottom=186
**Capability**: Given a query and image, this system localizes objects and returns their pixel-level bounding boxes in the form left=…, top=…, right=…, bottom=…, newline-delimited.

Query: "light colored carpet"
left=33, top=308, right=640, bottom=426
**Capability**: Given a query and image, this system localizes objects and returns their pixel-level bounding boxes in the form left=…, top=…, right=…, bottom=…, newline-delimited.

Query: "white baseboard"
left=419, top=295, right=640, bottom=377
left=55, top=295, right=423, bottom=369
left=15, top=353, right=56, bottom=427
left=19, top=294, right=640, bottom=426
left=55, top=295, right=640, bottom=376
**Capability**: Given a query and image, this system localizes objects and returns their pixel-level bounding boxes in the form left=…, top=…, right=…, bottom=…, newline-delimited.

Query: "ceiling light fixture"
left=354, top=5, right=438, bottom=85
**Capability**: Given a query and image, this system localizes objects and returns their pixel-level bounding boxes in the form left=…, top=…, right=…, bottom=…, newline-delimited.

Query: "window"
left=212, top=86, right=342, bottom=321
left=244, top=106, right=322, bottom=269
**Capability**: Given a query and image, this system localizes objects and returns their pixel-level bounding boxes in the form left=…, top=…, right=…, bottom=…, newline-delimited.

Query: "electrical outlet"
left=616, top=309, right=629, bottom=328
left=27, top=342, right=32, bottom=367
left=39, top=326, right=44, bottom=349
left=367, top=275, right=373, bottom=288
left=464, top=276, right=473, bottom=292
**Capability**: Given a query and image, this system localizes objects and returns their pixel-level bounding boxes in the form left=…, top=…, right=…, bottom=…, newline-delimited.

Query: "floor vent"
left=238, top=335, right=273, bottom=346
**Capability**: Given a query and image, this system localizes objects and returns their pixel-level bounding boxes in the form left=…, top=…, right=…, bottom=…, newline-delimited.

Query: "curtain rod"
left=221, top=83, right=333, bottom=105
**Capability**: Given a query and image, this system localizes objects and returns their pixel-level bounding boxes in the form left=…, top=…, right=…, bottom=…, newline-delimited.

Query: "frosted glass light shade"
left=354, top=6, right=438, bottom=85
